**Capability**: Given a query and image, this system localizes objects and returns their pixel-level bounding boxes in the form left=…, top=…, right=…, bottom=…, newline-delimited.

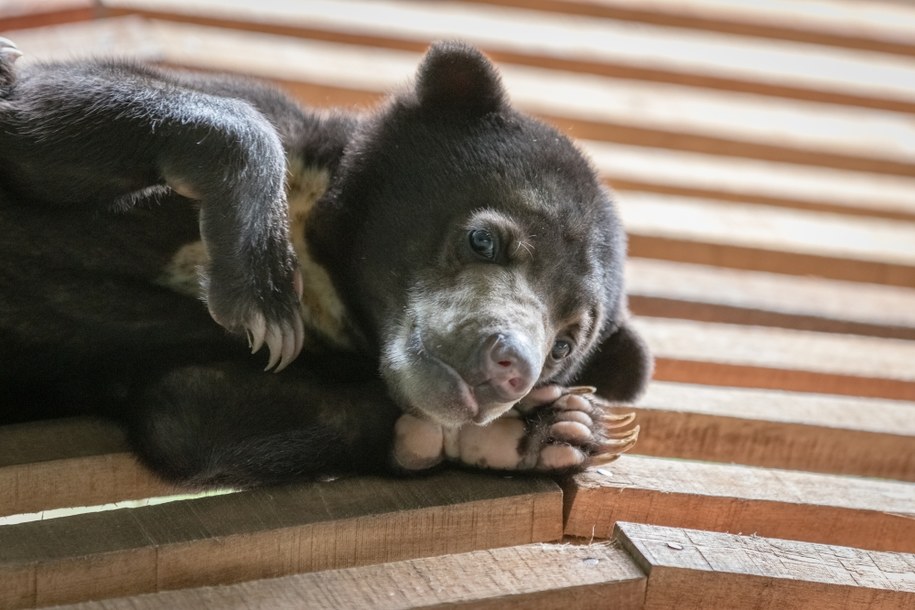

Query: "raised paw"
left=515, top=385, right=639, bottom=472
left=0, top=37, right=22, bottom=92
left=205, top=254, right=305, bottom=373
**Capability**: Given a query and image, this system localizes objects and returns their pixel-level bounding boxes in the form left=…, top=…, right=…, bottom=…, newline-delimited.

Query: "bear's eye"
left=550, top=339, right=572, bottom=361
left=468, top=229, right=496, bottom=260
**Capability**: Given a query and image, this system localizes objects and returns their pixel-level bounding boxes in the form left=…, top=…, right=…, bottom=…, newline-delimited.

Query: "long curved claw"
left=263, top=323, right=283, bottom=371
left=248, top=313, right=267, bottom=355
left=273, top=314, right=305, bottom=373
left=0, top=37, right=22, bottom=61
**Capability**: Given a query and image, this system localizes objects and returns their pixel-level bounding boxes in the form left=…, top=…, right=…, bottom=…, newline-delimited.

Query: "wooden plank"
left=627, top=259, right=915, bottom=340
left=50, top=543, right=646, bottom=609
left=563, top=455, right=915, bottom=552
left=0, top=418, right=177, bottom=518
left=640, top=317, right=915, bottom=400
left=467, top=0, right=915, bottom=58
left=620, top=192, right=915, bottom=288
left=0, top=1, right=96, bottom=30
left=102, top=0, right=915, bottom=113
left=630, top=381, right=915, bottom=480
left=589, top=141, right=915, bottom=221
left=615, top=521, right=915, bottom=609
left=0, top=472, right=562, bottom=608
left=11, top=19, right=915, bottom=177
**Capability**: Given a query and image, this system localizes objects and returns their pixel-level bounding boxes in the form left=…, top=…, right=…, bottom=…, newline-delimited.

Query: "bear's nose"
left=481, top=333, right=539, bottom=402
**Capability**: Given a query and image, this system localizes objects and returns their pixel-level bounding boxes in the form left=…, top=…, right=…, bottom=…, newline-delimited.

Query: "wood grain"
left=563, top=455, right=915, bottom=552
left=615, top=521, right=915, bottom=609
left=630, top=381, right=915, bottom=480
left=0, top=472, right=562, bottom=608
left=51, top=542, right=646, bottom=609
left=639, top=317, right=915, bottom=400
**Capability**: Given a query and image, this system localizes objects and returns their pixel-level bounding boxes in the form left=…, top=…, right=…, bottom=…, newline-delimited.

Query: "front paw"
left=204, top=243, right=304, bottom=372
left=514, top=385, right=640, bottom=473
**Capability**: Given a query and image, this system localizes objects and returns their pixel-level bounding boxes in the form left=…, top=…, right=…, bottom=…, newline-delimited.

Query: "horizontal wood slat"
left=563, top=456, right=915, bottom=553
left=51, top=543, right=646, bottom=610
left=0, top=472, right=561, bottom=608
left=615, top=521, right=915, bottom=609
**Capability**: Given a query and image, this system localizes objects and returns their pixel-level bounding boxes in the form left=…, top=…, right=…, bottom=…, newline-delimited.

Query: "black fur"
left=0, top=41, right=651, bottom=487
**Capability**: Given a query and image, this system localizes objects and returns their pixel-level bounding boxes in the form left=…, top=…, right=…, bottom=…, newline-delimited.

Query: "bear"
left=0, top=36, right=651, bottom=488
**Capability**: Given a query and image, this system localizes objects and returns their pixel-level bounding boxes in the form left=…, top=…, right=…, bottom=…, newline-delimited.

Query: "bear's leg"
left=125, top=361, right=402, bottom=488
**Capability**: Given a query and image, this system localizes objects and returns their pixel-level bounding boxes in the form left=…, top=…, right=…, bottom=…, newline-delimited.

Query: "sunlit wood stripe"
left=630, top=381, right=915, bottom=480
left=563, top=456, right=915, bottom=552
left=0, top=0, right=96, bottom=30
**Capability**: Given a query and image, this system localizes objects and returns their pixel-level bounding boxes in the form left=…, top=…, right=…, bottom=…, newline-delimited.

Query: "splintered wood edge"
left=0, top=471, right=562, bottom=608
left=630, top=381, right=915, bottom=481
left=49, top=542, right=647, bottom=610
left=563, top=455, right=915, bottom=553
left=613, top=521, right=915, bottom=609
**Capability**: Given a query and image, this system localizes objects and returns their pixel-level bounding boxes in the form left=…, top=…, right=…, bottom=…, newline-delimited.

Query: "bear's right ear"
left=576, top=320, right=653, bottom=403
left=414, top=41, right=506, bottom=116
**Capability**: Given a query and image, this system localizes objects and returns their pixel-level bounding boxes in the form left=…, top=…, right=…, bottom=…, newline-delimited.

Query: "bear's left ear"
left=576, top=320, right=653, bottom=403
left=414, top=41, right=506, bottom=115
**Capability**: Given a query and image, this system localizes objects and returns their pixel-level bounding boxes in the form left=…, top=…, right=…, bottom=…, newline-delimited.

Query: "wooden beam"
left=0, top=1, right=96, bottom=30
left=465, top=0, right=915, bottom=58
left=639, top=317, right=915, bottom=401
left=563, top=456, right=915, bottom=552
left=629, top=381, right=915, bottom=480
left=0, top=418, right=177, bottom=518
left=11, top=19, right=915, bottom=177
left=101, top=0, right=915, bottom=113
left=0, top=472, right=562, bottom=608
left=48, top=542, right=646, bottom=609
left=627, top=259, right=915, bottom=340
left=615, top=521, right=915, bottom=609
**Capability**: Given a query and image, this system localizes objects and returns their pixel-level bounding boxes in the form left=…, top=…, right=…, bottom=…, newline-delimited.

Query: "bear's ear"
left=576, top=320, right=653, bottom=403
left=414, top=41, right=506, bottom=115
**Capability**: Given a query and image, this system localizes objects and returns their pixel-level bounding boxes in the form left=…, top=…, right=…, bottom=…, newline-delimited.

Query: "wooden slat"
left=0, top=0, right=96, bottom=30
left=0, top=472, right=561, bottom=608
left=589, top=141, right=915, bottom=221
left=467, top=0, right=915, bottom=58
left=563, top=456, right=915, bottom=552
left=627, top=259, right=915, bottom=340
left=631, top=381, right=915, bottom=480
left=621, top=193, right=915, bottom=288
left=11, top=19, right=915, bottom=177
left=102, top=0, right=915, bottom=113
left=51, top=543, right=646, bottom=609
left=615, top=521, right=915, bottom=609
left=640, top=317, right=915, bottom=401
left=0, top=419, right=177, bottom=518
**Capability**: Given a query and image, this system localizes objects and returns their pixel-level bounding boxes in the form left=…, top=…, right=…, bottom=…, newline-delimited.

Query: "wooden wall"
left=1, top=0, right=913, bottom=607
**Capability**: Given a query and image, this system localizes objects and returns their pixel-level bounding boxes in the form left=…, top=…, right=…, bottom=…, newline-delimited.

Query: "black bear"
left=0, top=37, right=651, bottom=487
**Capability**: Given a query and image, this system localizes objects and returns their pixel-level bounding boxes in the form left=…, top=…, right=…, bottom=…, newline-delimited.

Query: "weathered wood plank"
left=615, top=521, right=915, bottom=609
left=620, top=193, right=915, bottom=288
left=590, top=141, right=915, bottom=221
left=467, top=0, right=915, bottom=57
left=631, top=381, right=915, bottom=480
left=627, top=259, right=915, bottom=340
left=101, top=0, right=915, bottom=113
left=11, top=19, right=915, bottom=177
left=563, top=456, right=915, bottom=552
left=639, top=317, right=915, bottom=401
left=0, top=418, right=177, bottom=518
left=0, top=472, right=562, bottom=608
left=0, top=0, right=96, bottom=30
left=51, top=542, right=646, bottom=609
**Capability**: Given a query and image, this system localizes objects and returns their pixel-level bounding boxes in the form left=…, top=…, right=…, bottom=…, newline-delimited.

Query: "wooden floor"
left=1, top=1, right=914, bottom=607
